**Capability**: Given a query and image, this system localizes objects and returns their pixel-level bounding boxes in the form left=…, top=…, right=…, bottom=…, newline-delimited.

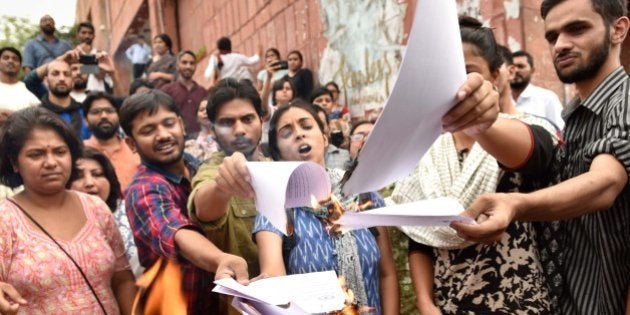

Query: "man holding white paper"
left=188, top=78, right=267, bottom=291
left=452, top=0, right=630, bottom=313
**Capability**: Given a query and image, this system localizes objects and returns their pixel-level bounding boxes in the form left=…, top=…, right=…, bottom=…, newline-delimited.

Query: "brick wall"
left=78, top=0, right=630, bottom=110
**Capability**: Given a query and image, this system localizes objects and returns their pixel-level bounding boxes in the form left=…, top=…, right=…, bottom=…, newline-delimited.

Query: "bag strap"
left=7, top=198, right=108, bottom=315
left=34, top=39, right=58, bottom=61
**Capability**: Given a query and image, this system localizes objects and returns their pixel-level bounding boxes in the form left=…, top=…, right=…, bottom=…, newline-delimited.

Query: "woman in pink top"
left=0, top=107, right=135, bottom=314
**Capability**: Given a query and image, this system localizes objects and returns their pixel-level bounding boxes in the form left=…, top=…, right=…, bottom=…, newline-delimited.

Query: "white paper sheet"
left=342, top=0, right=466, bottom=195
left=336, top=197, right=474, bottom=231
left=246, top=161, right=331, bottom=235
left=214, top=271, right=345, bottom=314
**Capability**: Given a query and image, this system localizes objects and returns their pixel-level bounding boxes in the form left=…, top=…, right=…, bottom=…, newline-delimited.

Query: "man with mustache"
left=187, top=78, right=265, bottom=314
left=82, top=91, right=140, bottom=190
left=510, top=50, right=565, bottom=129
left=22, top=15, right=72, bottom=75
left=161, top=50, right=207, bottom=135
left=22, top=49, right=92, bottom=139
left=452, top=0, right=630, bottom=313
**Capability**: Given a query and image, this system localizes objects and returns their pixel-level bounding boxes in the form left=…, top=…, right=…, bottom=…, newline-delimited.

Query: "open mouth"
left=298, top=144, right=312, bottom=154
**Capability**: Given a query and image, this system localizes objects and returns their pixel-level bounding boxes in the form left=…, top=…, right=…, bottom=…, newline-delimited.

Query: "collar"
left=176, top=79, right=200, bottom=90
left=86, top=135, right=125, bottom=152
left=580, top=67, right=627, bottom=116
left=40, top=94, right=82, bottom=113
left=37, top=34, right=58, bottom=43
left=142, top=152, right=200, bottom=184
left=517, top=83, right=537, bottom=100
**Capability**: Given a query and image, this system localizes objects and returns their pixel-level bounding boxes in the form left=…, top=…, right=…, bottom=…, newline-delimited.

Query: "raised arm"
left=191, top=152, right=254, bottom=222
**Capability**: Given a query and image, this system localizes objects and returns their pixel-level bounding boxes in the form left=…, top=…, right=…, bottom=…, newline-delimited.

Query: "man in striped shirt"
left=452, top=0, right=630, bottom=313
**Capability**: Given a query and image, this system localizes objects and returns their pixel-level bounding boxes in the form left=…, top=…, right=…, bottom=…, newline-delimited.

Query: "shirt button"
left=241, top=210, right=247, bottom=215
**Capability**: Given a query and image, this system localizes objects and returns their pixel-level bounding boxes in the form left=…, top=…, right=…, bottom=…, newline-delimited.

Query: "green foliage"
left=0, top=15, right=39, bottom=50
left=0, top=15, right=77, bottom=51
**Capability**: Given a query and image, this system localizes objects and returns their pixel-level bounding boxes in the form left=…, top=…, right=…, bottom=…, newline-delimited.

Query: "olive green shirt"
left=188, top=151, right=260, bottom=277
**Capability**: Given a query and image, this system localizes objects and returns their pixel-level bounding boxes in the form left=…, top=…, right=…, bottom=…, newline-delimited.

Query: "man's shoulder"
left=160, top=81, right=177, bottom=92
left=58, top=39, right=72, bottom=48
left=0, top=81, right=24, bottom=90
left=127, top=166, right=170, bottom=189
left=23, top=38, right=38, bottom=49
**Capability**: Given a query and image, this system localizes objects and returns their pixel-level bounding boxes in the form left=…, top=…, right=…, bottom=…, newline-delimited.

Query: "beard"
left=74, top=79, right=88, bottom=90
left=90, top=121, right=119, bottom=140
left=1, top=68, right=18, bottom=77
left=50, top=85, right=71, bottom=97
left=41, top=25, right=55, bottom=35
left=555, top=31, right=610, bottom=83
left=510, top=74, right=530, bottom=90
left=179, top=69, right=194, bottom=80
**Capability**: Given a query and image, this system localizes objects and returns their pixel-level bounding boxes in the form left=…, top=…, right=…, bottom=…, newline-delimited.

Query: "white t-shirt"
left=0, top=81, right=40, bottom=111
left=204, top=52, right=260, bottom=82
left=515, top=84, right=565, bottom=130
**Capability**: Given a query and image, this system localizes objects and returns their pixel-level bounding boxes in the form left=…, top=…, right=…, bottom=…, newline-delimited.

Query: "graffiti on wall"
left=317, top=0, right=407, bottom=118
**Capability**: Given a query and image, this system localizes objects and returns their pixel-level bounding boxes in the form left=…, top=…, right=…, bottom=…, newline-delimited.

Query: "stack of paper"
left=213, top=270, right=346, bottom=314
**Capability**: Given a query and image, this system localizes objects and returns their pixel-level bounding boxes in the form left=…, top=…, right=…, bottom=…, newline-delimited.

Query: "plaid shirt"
left=125, top=154, right=217, bottom=314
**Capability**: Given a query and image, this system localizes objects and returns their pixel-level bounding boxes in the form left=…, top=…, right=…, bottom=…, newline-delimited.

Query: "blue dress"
left=253, top=169, right=385, bottom=313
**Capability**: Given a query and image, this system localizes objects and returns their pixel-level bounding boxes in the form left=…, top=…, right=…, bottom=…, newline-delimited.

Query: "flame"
left=329, top=276, right=376, bottom=315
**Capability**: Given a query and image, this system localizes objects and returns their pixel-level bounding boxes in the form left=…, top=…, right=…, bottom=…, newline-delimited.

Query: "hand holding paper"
left=215, top=151, right=255, bottom=199
left=213, top=271, right=346, bottom=314
left=340, top=0, right=499, bottom=196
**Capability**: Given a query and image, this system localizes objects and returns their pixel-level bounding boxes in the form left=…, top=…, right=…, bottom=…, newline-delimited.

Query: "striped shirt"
left=539, top=67, right=630, bottom=314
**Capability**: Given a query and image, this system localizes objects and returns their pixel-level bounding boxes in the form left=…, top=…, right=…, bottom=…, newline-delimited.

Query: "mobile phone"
left=78, top=54, right=99, bottom=74
left=79, top=54, right=98, bottom=65
left=272, top=60, right=289, bottom=70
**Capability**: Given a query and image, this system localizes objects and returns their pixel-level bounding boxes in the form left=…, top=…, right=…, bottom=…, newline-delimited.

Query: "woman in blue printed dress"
left=253, top=100, right=399, bottom=314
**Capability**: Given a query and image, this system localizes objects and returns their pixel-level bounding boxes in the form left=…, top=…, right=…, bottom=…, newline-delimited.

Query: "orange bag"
left=132, top=258, right=187, bottom=315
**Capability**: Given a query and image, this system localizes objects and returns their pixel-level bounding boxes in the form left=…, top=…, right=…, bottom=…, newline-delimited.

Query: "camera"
left=271, top=60, right=289, bottom=70
left=78, top=54, right=99, bottom=75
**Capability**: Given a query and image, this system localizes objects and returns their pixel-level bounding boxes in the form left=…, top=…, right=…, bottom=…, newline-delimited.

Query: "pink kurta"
left=0, top=192, right=130, bottom=314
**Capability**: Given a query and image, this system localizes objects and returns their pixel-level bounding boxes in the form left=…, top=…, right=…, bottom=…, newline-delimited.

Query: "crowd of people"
left=0, top=0, right=629, bottom=314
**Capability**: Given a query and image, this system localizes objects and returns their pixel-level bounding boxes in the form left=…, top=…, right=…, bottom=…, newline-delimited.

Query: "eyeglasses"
left=88, top=107, right=117, bottom=116
left=350, top=133, right=369, bottom=142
